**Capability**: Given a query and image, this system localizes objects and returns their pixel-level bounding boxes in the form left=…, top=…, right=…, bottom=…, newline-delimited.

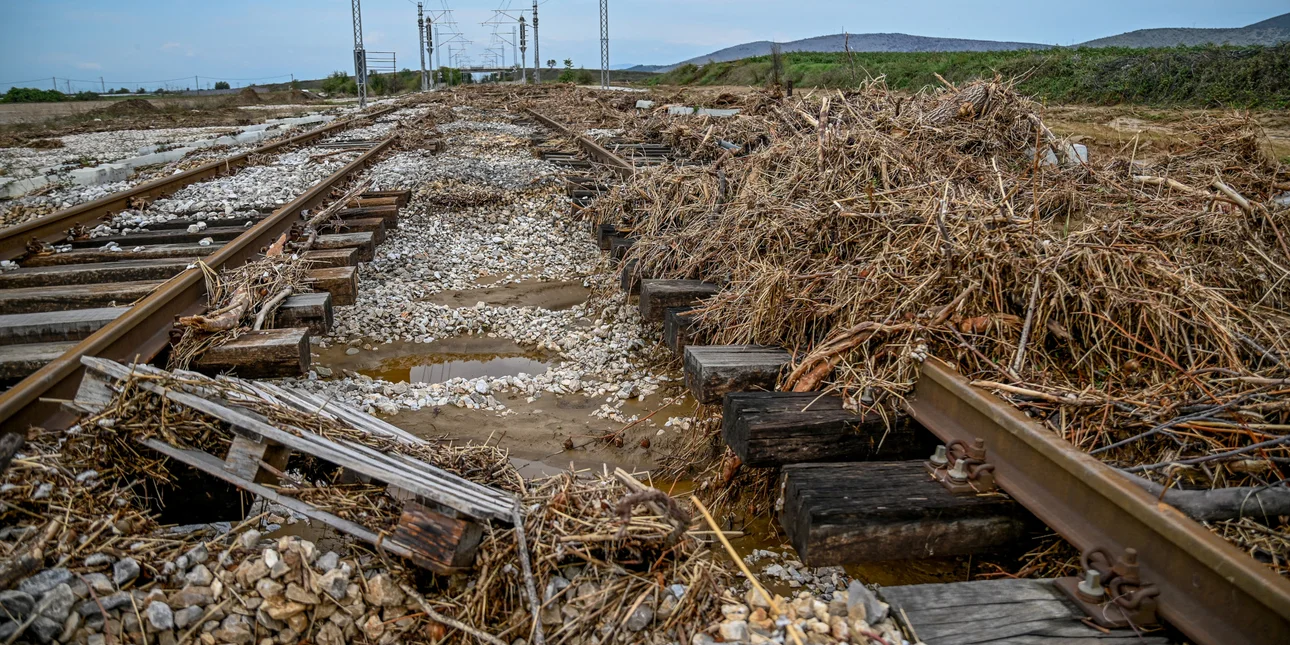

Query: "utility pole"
left=426, top=19, right=435, bottom=89
left=100, top=77, right=104, bottom=93
left=512, top=25, right=518, bottom=76
left=435, top=25, right=442, bottom=83
left=599, top=0, right=609, bottom=88
left=532, top=0, right=540, bottom=84
left=351, top=0, right=368, bottom=107
left=417, top=3, right=428, bottom=91
left=194, top=75, right=198, bottom=92
left=519, top=17, right=527, bottom=83
left=51, top=77, right=56, bottom=90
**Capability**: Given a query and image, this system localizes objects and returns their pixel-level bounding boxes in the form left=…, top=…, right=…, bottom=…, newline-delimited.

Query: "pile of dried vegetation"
left=595, top=79, right=1290, bottom=497
left=3, top=361, right=738, bottom=644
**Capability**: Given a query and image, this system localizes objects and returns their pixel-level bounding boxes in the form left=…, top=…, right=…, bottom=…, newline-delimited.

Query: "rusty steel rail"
left=0, top=136, right=398, bottom=435
left=525, top=108, right=635, bottom=180
left=904, top=358, right=1290, bottom=645
left=0, top=105, right=397, bottom=262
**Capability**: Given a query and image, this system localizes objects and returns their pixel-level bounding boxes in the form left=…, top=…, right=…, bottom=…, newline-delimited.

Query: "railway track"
left=0, top=103, right=430, bottom=439
left=523, top=107, right=1290, bottom=645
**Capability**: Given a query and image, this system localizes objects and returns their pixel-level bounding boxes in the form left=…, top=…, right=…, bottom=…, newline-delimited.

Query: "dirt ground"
left=314, top=333, right=698, bottom=475
left=0, top=93, right=335, bottom=147
left=1043, top=104, right=1290, bottom=161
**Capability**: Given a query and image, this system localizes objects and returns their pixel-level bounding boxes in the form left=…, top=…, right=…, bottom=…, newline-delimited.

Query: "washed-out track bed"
left=521, top=101, right=1290, bottom=645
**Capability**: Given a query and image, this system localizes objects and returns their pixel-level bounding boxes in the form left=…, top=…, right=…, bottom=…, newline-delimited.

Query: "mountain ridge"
left=629, top=11, right=1290, bottom=73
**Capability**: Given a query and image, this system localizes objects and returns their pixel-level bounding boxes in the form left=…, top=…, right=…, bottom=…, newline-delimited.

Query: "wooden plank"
left=339, top=205, right=399, bottom=227
left=394, top=501, right=485, bottom=572
left=66, top=225, right=247, bottom=249
left=723, top=391, right=934, bottom=467
left=275, top=292, right=333, bottom=335
left=663, top=306, right=698, bottom=356
left=138, top=438, right=420, bottom=563
left=321, top=217, right=386, bottom=245
left=82, top=357, right=516, bottom=522
left=252, top=383, right=423, bottom=445
left=303, top=248, right=357, bottom=268
left=683, top=344, right=792, bottom=404
left=0, top=341, right=76, bottom=381
left=20, top=242, right=220, bottom=267
left=0, top=279, right=161, bottom=314
left=193, top=328, right=310, bottom=378
left=780, top=461, right=1027, bottom=565
left=333, top=438, right=517, bottom=518
left=0, top=258, right=190, bottom=288
left=224, top=434, right=290, bottom=484
left=305, top=266, right=358, bottom=306
left=0, top=307, right=126, bottom=345
left=639, top=280, right=720, bottom=322
left=359, top=190, right=411, bottom=207
left=882, top=579, right=1063, bottom=610
left=315, top=232, right=375, bottom=262
left=348, top=196, right=398, bottom=208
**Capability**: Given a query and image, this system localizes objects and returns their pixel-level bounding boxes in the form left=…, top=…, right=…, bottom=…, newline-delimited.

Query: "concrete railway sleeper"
left=525, top=108, right=1290, bottom=645
left=0, top=103, right=437, bottom=445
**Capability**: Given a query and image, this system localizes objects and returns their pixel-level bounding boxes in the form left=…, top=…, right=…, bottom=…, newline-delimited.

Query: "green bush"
left=0, top=87, right=104, bottom=103
left=214, top=81, right=231, bottom=90
left=649, top=44, right=1290, bottom=108
left=321, top=71, right=355, bottom=95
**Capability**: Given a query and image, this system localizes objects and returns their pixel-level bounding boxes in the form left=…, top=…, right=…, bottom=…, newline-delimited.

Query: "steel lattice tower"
left=532, top=1, right=540, bottom=83
left=599, top=0, right=609, bottom=88
left=518, top=17, right=527, bottom=83
left=426, top=20, right=435, bottom=89
left=417, top=3, right=427, bottom=91
left=352, top=0, right=367, bottom=107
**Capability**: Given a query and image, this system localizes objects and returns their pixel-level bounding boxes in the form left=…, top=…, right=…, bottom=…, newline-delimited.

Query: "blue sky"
left=1, top=1, right=1286, bottom=91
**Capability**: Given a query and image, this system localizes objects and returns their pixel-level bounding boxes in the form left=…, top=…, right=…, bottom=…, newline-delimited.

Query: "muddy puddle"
left=392, top=388, right=698, bottom=474
left=315, top=336, right=554, bottom=383
left=420, top=279, right=590, bottom=311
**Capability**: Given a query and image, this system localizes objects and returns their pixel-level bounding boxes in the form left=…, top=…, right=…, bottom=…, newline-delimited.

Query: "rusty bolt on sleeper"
left=924, top=437, right=998, bottom=494
left=1055, top=546, right=1160, bottom=630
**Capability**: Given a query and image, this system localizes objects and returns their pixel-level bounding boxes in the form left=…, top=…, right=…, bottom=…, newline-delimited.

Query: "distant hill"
left=1079, top=11, right=1290, bottom=47
left=630, top=11, right=1290, bottom=73
left=629, top=33, right=1051, bottom=73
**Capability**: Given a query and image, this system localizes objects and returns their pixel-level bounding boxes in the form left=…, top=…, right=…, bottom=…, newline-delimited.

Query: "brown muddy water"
left=308, top=283, right=981, bottom=586
left=315, top=336, right=554, bottom=384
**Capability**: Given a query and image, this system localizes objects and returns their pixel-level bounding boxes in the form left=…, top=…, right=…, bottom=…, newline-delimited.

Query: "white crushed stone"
left=283, top=112, right=670, bottom=419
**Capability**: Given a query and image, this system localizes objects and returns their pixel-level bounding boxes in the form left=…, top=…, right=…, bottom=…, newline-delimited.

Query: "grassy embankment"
left=651, top=44, right=1290, bottom=108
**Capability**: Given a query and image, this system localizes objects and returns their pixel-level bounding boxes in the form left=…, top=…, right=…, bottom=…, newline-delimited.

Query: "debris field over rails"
left=6, top=78, right=1290, bottom=645
left=576, top=80, right=1290, bottom=567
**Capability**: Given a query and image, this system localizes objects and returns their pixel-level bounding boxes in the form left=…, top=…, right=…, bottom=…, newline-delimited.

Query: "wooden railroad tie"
left=192, top=327, right=311, bottom=379
left=638, top=279, right=720, bottom=322
left=663, top=306, right=699, bottom=357
left=619, top=259, right=641, bottom=296
left=683, top=344, right=792, bottom=404
left=722, top=391, right=936, bottom=467
left=0, top=268, right=356, bottom=314
left=74, top=357, right=516, bottom=574
left=596, top=223, right=622, bottom=250
left=881, top=578, right=1170, bottom=645
left=779, top=461, right=1028, bottom=565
